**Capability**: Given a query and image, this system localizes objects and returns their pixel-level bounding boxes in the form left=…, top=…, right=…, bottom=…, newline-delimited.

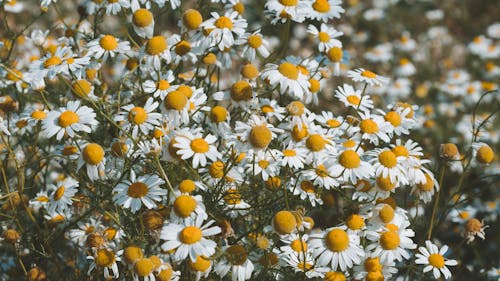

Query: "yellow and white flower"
left=43, top=101, right=97, bottom=141
left=415, top=240, right=458, bottom=279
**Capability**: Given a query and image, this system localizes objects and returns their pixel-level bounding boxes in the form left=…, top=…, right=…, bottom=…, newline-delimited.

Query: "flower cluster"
left=0, top=0, right=498, bottom=280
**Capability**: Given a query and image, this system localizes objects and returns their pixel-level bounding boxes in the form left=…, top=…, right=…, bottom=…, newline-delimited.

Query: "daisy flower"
left=246, top=150, right=279, bottom=181
left=279, top=146, right=308, bottom=170
left=143, top=72, right=175, bottom=100
left=114, top=97, right=162, bottom=138
left=188, top=256, right=212, bottom=281
left=330, top=149, right=374, bottom=184
left=279, top=233, right=310, bottom=255
left=86, top=34, right=131, bottom=60
left=265, top=0, right=308, bottom=23
left=222, top=188, right=252, bottom=218
left=87, top=248, right=122, bottom=279
left=306, top=0, right=345, bottom=22
left=43, top=100, right=97, bottom=141
left=47, top=176, right=79, bottom=213
left=170, top=191, right=208, bottom=223
left=307, top=23, right=343, bottom=52
left=282, top=252, right=328, bottom=279
left=366, top=223, right=416, bottom=264
left=161, top=90, right=191, bottom=125
left=463, top=218, right=488, bottom=244
left=77, top=142, right=106, bottom=181
left=141, top=35, right=171, bottom=70
left=28, top=46, right=73, bottom=79
left=173, top=132, right=221, bottom=168
left=261, top=61, right=310, bottom=99
left=237, top=30, right=271, bottom=61
left=347, top=68, right=389, bottom=86
left=214, top=244, right=254, bottom=281
left=309, top=226, right=365, bottom=271
left=258, top=98, right=286, bottom=121
left=200, top=11, right=247, bottom=51
left=411, top=172, right=439, bottom=203
left=105, top=0, right=130, bottom=15
left=353, top=255, right=398, bottom=281
left=369, top=148, right=408, bottom=185
left=415, top=241, right=458, bottom=279
left=335, top=84, right=373, bottom=113
left=132, top=8, right=154, bottom=38
left=354, top=111, right=392, bottom=146
left=301, top=160, right=339, bottom=190
left=113, top=170, right=166, bottom=213
left=168, top=35, right=198, bottom=65
left=235, top=115, right=282, bottom=152
left=160, top=216, right=221, bottom=262
left=290, top=180, right=323, bottom=207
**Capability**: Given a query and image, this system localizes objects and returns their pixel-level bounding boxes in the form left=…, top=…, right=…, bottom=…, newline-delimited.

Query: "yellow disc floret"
left=82, top=143, right=104, bottom=165
left=325, top=229, right=349, bottom=252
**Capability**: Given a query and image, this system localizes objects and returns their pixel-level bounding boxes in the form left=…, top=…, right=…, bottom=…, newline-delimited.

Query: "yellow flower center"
left=365, top=271, right=384, bottom=281
left=376, top=176, right=396, bottom=191
left=360, top=119, right=379, bottom=134
left=164, top=91, right=188, bottom=110
left=379, top=204, right=394, bottom=223
left=441, top=143, right=458, bottom=158
left=385, top=111, right=401, bottom=126
left=290, top=239, right=307, bottom=252
left=127, top=107, right=147, bottom=125
left=53, top=186, right=65, bottom=201
left=300, top=181, right=315, bottom=193
left=233, top=2, right=245, bottom=14
left=392, top=145, right=409, bottom=157
left=173, top=195, right=197, bottom=218
left=95, top=249, right=115, bottom=268
left=318, top=31, right=330, bottom=42
left=273, top=211, right=297, bottom=234
left=476, top=145, right=494, bottom=164
left=465, top=218, right=482, bottom=232
left=111, top=141, right=128, bottom=158
left=210, top=106, right=227, bottom=123
left=175, top=40, right=191, bottom=55
left=127, top=182, right=149, bottom=198
left=459, top=211, right=470, bottom=219
left=208, top=161, right=224, bottom=178
left=31, top=110, right=47, bottom=120
left=247, top=35, right=263, bottom=48
left=99, top=35, right=118, bottom=51
left=123, top=246, right=143, bottom=265
left=338, top=150, right=361, bottom=169
left=279, top=0, right=298, bottom=6
left=326, top=119, right=341, bottom=128
left=312, top=0, right=330, bottom=12
left=327, top=47, right=343, bottom=62
left=177, top=85, right=193, bottom=98
left=417, top=173, right=434, bottom=192
left=241, top=63, right=259, bottom=79
left=306, top=134, right=327, bottom=152
left=133, top=9, right=153, bottom=27
left=428, top=254, right=445, bottom=268
left=214, top=16, right=233, bottom=29
left=282, top=149, right=296, bottom=157
left=58, top=111, right=79, bottom=128
left=230, top=80, right=253, bottom=101
left=178, top=179, right=196, bottom=193
left=380, top=231, right=400, bottom=250
left=291, top=123, right=308, bottom=141
left=361, top=70, right=377, bottom=78
left=188, top=256, right=211, bottom=272
left=71, top=79, right=92, bottom=98
left=258, top=160, right=269, bottom=169
left=62, top=145, right=78, bottom=156
left=278, top=62, right=299, bottom=80
left=261, top=105, right=274, bottom=114
left=325, top=229, right=349, bottom=252
left=183, top=9, right=202, bottom=30
left=179, top=226, right=202, bottom=244
left=157, top=80, right=170, bottom=90
left=190, top=138, right=209, bottom=153
left=249, top=124, right=272, bottom=149
left=346, top=214, right=365, bottom=230
left=288, top=101, right=305, bottom=116
left=134, top=258, right=154, bottom=277
left=324, top=271, right=346, bottom=281
left=223, top=189, right=241, bottom=204
left=146, top=36, right=167, bottom=55
left=378, top=150, right=397, bottom=168
left=346, top=95, right=361, bottom=105
left=315, top=164, right=328, bottom=177
left=43, top=56, right=62, bottom=68
left=226, top=245, right=248, bottom=265
left=364, top=257, right=382, bottom=272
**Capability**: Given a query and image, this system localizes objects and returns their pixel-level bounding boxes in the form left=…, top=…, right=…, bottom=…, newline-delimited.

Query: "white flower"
left=47, top=177, right=79, bottom=213
left=347, top=68, right=389, bottom=86
left=174, top=132, right=221, bottom=168
left=43, top=101, right=97, bottom=141
left=214, top=244, right=254, bottom=281
left=114, top=97, right=162, bottom=138
left=200, top=11, right=247, bottom=51
left=113, top=170, right=167, bottom=213
left=261, top=62, right=310, bottom=99
left=415, top=241, right=458, bottom=279
left=335, top=84, right=373, bottom=113
left=306, top=0, right=345, bottom=22
left=307, top=23, right=343, bottom=52
left=160, top=216, right=221, bottom=262
left=86, top=34, right=131, bottom=60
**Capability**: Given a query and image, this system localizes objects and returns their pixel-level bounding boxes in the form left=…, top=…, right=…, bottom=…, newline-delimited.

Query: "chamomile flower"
left=132, top=8, right=155, bottom=38
left=265, top=0, right=308, bottom=23
left=464, top=218, right=488, bottom=243
left=87, top=248, right=122, bottom=279
left=173, top=132, right=221, bottom=168
left=235, top=115, right=282, bottom=152
left=170, top=191, right=208, bottom=223
left=246, top=150, right=279, bottom=181
left=366, top=223, right=416, bottom=264
left=43, top=101, right=97, bottom=141
left=283, top=252, right=328, bottom=278
left=201, top=11, right=247, bottom=51
left=141, top=35, right=171, bottom=70
left=237, top=31, right=271, bottom=61
left=161, top=90, right=191, bottom=125
left=105, top=0, right=130, bottom=15
left=114, top=97, right=162, bottom=138
left=353, top=255, right=398, bottom=280
left=160, top=216, right=221, bottom=262
left=47, top=176, right=79, bottom=213
left=347, top=68, right=389, bottom=86
left=279, top=146, right=308, bottom=169
left=309, top=226, right=365, bottom=271
left=415, top=241, right=458, bottom=279
left=411, top=172, right=439, bottom=203
left=331, top=149, right=374, bottom=184
left=369, top=148, right=408, bottom=185
left=290, top=179, right=323, bottom=207
left=77, top=142, right=106, bottom=181
left=112, top=170, right=167, bottom=213
left=214, top=244, right=254, bottom=281
left=86, top=34, right=131, bottom=60
left=354, top=111, right=392, bottom=146
left=306, top=0, right=345, bottom=22
left=261, top=61, right=310, bottom=99
left=307, top=24, right=343, bottom=52
left=301, top=160, right=339, bottom=190
left=335, top=84, right=373, bottom=113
